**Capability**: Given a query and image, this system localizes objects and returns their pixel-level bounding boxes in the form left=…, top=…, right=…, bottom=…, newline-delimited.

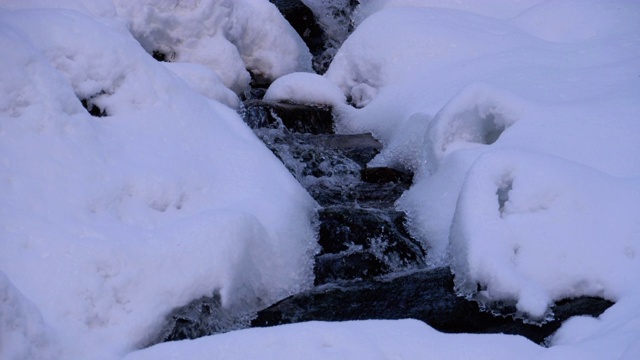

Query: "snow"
left=264, top=72, right=346, bottom=106
left=112, top=0, right=313, bottom=93
left=123, top=319, right=545, bottom=360
left=0, top=271, right=61, bottom=360
left=449, top=150, right=640, bottom=318
left=124, top=314, right=640, bottom=359
left=324, top=0, right=640, bottom=318
left=0, top=4, right=316, bottom=359
left=162, top=62, right=239, bottom=108
left=2, top=0, right=640, bottom=359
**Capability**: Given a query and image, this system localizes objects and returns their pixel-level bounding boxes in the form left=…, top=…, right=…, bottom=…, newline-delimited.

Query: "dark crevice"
left=79, top=91, right=108, bottom=117
left=151, top=50, right=176, bottom=62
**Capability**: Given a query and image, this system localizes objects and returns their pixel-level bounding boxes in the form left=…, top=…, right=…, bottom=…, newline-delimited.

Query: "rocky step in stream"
left=150, top=98, right=614, bottom=347
left=151, top=0, right=614, bottom=348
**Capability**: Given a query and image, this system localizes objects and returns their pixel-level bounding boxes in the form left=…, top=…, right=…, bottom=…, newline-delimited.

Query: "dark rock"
left=361, top=167, right=413, bottom=185
left=254, top=130, right=363, bottom=185
left=252, top=267, right=614, bottom=344
left=79, top=92, right=107, bottom=117
left=243, top=100, right=334, bottom=134
left=249, top=71, right=272, bottom=88
left=307, top=181, right=410, bottom=208
left=150, top=293, right=250, bottom=346
left=304, top=133, right=381, bottom=167
left=315, top=251, right=390, bottom=285
left=151, top=50, right=175, bottom=62
left=317, top=206, right=425, bottom=272
left=241, top=88, right=267, bottom=101
left=314, top=204, right=420, bottom=285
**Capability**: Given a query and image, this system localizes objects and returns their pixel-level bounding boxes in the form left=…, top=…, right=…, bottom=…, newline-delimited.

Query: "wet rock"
left=307, top=181, right=410, bottom=208
left=304, top=133, right=381, bottom=167
left=318, top=207, right=424, bottom=262
left=252, top=267, right=614, bottom=345
left=314, top=206, right=424, bottom=285
left=315, top=251, right=390, bottom=285
left=240, top=88, right=267, bottom=101
left=243, top=100, right=334, bottom=134
left=361, top=167, right=413, bottom=185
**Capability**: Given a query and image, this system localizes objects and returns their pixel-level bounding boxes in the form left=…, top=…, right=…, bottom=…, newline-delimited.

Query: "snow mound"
left=113, top=0, right=313, bottom=93
left=0, top=7, right=317, bottom=359
left=264, top=72, right=346, bottom=106
left=450, top=150, right=640, bottom=318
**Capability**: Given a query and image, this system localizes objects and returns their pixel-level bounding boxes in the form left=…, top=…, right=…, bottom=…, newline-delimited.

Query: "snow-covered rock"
left=113, top=0, right=313, bottom=93
left=0, top=5, right=317, bottom=359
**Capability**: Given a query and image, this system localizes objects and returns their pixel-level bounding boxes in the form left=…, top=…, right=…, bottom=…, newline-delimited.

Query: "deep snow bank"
left=0, top=4, right=317, bottom=359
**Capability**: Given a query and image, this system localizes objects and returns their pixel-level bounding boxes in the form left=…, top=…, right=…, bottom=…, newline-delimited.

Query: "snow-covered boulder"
left=0, top=6, right=317, bottom=359
left=113, top=0, right=313, bottom=93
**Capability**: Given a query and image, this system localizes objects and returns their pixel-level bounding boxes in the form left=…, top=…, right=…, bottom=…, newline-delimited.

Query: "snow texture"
left=0, top=3, right=317, bottom=359
left=2, top=0, right=640, bottom=359
left=325, top=1, right=640, bottom=320
left=113, top=0, right=313, bottom=93
left=264, top=72, right=346, bottom=106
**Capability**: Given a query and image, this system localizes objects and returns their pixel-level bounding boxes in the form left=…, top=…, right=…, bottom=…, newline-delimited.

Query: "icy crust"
left=0, top=7, right=317, bottom=359
left=113, top=0, right=312, bottom=94
left=449, top=150, right=640, bottom=318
